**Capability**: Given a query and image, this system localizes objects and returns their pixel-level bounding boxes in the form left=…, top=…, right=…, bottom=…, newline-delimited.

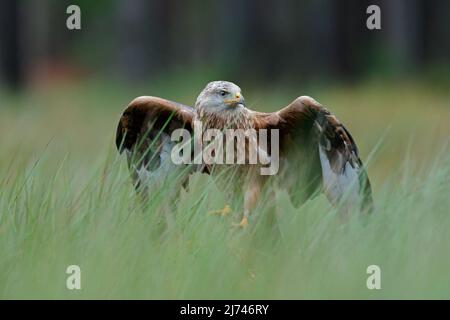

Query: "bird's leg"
left=208, top=204, right=232, bottom=217
left=233, top=175, right=261, bottom=228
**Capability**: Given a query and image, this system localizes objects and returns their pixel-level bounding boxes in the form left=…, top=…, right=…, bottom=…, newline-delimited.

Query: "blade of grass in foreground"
left=0, top=142, right=449, bottom=299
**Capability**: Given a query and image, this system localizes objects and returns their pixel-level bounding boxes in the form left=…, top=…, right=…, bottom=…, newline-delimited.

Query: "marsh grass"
left=0, top=79, right=449, bottom=299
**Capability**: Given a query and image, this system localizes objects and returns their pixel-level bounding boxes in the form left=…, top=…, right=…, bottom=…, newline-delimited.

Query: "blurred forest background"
left=0, top=0, right=449, bottom=89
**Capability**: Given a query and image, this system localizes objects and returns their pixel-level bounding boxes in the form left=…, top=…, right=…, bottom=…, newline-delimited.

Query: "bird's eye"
left=219, top=90, right=228, bottom=96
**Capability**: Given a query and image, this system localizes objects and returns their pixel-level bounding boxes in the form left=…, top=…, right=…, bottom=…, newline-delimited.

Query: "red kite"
left=116, top=81, right=373, bottom=227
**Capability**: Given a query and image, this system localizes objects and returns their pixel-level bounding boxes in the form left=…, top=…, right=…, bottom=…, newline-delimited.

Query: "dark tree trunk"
left=0, top=0, right=23, bottom=89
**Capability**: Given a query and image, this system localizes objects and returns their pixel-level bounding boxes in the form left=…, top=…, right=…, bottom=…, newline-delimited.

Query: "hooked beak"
left=224, top=92, right=245, bottom=108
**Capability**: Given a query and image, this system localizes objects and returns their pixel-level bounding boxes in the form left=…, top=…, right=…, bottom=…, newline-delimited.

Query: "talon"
left=208, top=204, right=232, bottom=217
left=233, top=217, right=248, bottom=228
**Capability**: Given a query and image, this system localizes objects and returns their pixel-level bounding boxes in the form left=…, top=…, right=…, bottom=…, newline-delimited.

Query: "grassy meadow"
left=0, top=77, right=449, bottom=299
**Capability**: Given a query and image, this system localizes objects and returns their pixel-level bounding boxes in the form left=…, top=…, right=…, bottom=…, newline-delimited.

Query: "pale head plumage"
left=195, top=81, right=244, bottom=111
left=195, top=81, right=251, bottom=129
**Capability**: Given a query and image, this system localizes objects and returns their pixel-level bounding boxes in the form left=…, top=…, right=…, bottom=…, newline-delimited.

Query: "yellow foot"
left=208, top=204, right=232, bottom=217
left=232, top=217, right=248, bottom=228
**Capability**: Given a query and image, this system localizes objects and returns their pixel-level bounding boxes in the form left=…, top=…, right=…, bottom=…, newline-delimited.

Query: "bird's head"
left=195, top=81, right=245, bottom=115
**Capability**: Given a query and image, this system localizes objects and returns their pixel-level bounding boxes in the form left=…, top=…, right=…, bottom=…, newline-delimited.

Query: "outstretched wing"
left=116, top=96, right=195, bottom=192
left=253, top=96, right=373, bottom=212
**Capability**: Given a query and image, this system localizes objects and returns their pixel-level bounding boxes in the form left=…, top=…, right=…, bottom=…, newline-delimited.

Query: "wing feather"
left=116, top=96, right=195, bottom=193
left=116, top=96, right=194, bottom=152
left=253, top=96, right=373, bottom=212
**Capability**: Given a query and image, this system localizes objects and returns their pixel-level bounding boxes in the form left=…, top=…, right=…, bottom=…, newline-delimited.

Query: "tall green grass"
left=0, top=79, right=449, bottom=299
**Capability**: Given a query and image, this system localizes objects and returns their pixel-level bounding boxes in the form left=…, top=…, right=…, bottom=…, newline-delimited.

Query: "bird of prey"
left=116, top=81, right=373, bottom=227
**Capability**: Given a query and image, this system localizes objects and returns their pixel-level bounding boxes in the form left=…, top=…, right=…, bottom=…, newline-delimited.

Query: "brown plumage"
left=116, top=81, right=373, bottom=227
